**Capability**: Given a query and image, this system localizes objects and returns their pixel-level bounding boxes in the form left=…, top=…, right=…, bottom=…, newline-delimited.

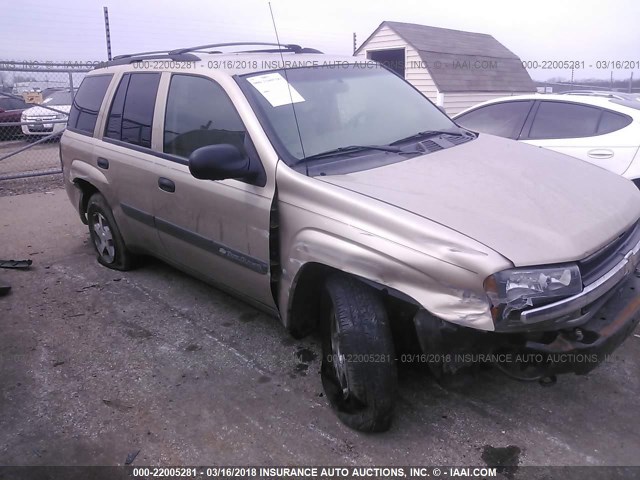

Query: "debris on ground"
left=0, top=259, right=32, bottom=269
left=125, top=450, right=140, bottom=465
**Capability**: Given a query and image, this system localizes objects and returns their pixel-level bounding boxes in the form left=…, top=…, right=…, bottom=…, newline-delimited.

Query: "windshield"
left=242, top=65, right=455, bottom=162
left=43, top=91, right=73, bottom=106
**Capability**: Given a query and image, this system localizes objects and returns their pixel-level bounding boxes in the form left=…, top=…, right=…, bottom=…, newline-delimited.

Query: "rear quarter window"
left=597, top=110, right=632, bottom=134
left=68, top=74, right=113, bottom=135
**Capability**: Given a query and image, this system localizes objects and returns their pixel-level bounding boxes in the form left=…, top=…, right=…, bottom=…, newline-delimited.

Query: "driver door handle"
left=158, top=177, right=175, bottom=193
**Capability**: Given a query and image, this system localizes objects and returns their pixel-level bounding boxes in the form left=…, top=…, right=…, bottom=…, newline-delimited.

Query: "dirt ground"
left=1, top=185, right=639, bottom=471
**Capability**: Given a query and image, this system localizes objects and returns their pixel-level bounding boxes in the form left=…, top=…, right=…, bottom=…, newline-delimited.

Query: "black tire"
left=86, top=193, right=135, bottom=271
left=321, top=274, right=397, bottom=432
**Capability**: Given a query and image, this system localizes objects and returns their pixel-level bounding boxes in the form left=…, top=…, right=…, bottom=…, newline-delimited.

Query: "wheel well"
left=287, top=263, right=421, bottom=347
left=288, top=263, right=335, bottom=338
left=74, top=179, right=99, bottom=224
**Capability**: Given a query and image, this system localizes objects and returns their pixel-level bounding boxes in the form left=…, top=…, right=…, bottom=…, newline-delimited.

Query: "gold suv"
left=61, top=43, right=640, bottom=432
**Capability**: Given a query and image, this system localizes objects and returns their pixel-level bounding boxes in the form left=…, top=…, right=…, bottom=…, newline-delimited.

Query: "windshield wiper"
left=389, top=128, right=471, bottom=146
left=293, top=144, right=409, bottom=166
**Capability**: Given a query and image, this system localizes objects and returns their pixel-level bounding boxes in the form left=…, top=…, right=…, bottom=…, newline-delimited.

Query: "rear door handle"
left=158, top=177, right=175, bottom=193
left=97, top=157, right=109, bottom=169
left=587, top=149, right=614, bottom=160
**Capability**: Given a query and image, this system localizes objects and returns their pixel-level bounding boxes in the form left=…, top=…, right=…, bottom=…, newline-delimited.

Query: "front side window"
left=455, top=101, right=533, bottom=139
left=242, top=65, right=454, bottom=162
left=105, top=73, right=160, bottom=148
left=528, top=102, right=601, bottom=139
left=163, top=75, right=247, bottom=158
left=68, top=74, right=112, bottom=135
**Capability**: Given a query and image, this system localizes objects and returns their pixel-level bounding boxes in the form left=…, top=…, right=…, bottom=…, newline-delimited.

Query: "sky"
left=1, top=0, right=639, bottom=82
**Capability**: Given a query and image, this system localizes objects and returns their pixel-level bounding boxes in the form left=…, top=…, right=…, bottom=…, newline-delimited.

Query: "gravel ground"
left=1, top=187, right=639, bottom=477
left=0, top=173, right=63, bottom=197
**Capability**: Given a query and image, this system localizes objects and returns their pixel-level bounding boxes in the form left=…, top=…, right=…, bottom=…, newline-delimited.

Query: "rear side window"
left=528, top=102, right=602, bottom=139
left=68, top=74, right=112, bottom=135
left=597, top=110, right=632, bottom=134
left=455, top=101, right=533, bottom=139
left=163, top=74, right=247, bottom=158
left=105, top=73, right=160, bottom=148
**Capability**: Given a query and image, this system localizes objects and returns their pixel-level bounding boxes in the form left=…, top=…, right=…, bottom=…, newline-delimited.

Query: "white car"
left=21, top=90, right=73, bottom=138
left=453, top=93, right=640, bottom=188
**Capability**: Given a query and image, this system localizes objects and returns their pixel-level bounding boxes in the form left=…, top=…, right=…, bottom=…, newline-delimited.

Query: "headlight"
left=484, top=264, right=582, bottom=323
left=54, top=114, right=66, bottom=119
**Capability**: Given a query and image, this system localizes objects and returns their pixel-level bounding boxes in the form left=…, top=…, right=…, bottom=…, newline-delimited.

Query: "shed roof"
left=356, top=21, right=536, bottom=93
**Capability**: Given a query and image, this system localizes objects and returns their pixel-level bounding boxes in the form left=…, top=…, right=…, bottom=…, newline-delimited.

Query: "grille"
left=579, top=220, right=640, bottom=286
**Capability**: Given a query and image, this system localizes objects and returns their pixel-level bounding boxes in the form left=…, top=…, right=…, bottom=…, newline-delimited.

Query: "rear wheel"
left=321, top=274, right=397, bottom=432
left=86, top=193, right=135, bottom=271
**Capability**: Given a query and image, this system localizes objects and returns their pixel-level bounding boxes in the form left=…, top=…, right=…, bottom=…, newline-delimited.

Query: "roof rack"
left=96, top=42, right=322, bottom=68
left=99, top=51, right=200, bottom=67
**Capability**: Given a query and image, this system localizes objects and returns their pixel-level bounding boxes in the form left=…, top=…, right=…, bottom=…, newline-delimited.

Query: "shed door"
left=368, top=49, right=406, bottom=78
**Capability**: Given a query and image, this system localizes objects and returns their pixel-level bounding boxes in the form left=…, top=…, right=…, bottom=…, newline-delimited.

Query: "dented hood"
left=319, top=134, right=640, bottom=266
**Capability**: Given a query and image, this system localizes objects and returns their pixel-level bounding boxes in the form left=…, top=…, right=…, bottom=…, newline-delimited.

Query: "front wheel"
left=321, top=274, right=397, bottom=432
left=86, top=193, right=135, bottom=271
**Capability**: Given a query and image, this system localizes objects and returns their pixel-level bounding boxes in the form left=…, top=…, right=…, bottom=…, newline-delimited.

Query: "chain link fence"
left=0, top=62, right=94, bottom=180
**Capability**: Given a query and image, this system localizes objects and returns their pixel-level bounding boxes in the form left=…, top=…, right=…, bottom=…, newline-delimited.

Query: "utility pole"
left=629, top=71, right=634, bottom=94
left=570, top=67, right=574, bottom=87
left=103, top=7, right=112, bottom=61
left=353, top=32, right=357, bottom=55
left=610, top=71, right=613, bottom=91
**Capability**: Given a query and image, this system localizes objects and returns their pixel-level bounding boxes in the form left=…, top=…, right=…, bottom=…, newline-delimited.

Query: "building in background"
left=355, top=21, right=536, bottom=115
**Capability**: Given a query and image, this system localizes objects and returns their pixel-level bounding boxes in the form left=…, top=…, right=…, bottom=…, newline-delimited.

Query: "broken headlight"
left=484, top=264, right=582, bottom=322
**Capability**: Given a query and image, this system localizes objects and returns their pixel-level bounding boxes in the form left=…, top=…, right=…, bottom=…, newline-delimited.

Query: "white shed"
left=355, top=21, right=536, bottom=115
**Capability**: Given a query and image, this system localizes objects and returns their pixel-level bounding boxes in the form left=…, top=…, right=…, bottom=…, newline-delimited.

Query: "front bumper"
left=413, top=274, right=640, bottom=377
left=522, top=274, right=640, bottom=375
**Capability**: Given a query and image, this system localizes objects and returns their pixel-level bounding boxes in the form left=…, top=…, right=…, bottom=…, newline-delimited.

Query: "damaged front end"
left=413, top=272, right=640, bottom=381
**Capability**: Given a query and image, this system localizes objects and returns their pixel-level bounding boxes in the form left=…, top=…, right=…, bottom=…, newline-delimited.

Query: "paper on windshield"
left=247, top=73, right=305, bottom=107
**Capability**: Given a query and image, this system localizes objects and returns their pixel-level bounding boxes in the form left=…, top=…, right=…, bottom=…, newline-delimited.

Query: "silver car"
left=61, top=43, right=640, bottom=432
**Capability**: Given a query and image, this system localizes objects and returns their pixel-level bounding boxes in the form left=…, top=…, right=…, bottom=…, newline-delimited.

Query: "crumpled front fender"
left=280, top=227, right=507, bottom=332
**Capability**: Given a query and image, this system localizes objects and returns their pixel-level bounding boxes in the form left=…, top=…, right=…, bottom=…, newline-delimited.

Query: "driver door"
left=150, top=73, right=276, bottom=309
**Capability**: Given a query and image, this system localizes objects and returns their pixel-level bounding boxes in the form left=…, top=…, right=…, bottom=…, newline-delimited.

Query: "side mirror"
left=189, top=144, right=251, bottom=181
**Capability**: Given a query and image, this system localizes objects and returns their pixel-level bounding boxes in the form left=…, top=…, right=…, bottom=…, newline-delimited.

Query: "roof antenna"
left=268, top=2, right=307, bottom=169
